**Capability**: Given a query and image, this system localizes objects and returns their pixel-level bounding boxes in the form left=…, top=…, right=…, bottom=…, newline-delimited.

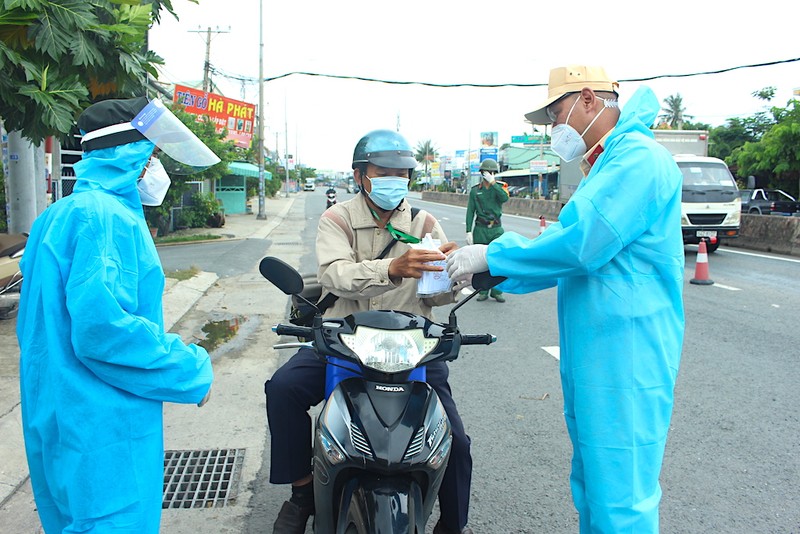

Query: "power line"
left=207, top=56, right=800, bottom=89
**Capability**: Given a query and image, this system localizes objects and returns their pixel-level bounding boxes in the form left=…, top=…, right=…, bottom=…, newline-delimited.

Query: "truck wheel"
left=749, top=208, right=761, bottom=214
left=705, top=241, right=720, bottom=253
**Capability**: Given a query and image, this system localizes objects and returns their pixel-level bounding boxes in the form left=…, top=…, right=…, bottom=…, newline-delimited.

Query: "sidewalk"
left=0, top=192, right=298, bottom=527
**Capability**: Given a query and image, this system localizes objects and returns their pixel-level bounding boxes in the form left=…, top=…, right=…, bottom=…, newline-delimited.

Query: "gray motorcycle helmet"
left=352, top=130, right=417, bottom=175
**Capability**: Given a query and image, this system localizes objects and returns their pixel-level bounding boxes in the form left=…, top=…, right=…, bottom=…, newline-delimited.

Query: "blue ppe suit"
left=17, top=140, right=213, bottom=533
left=486, top=86, right=685, bottom=533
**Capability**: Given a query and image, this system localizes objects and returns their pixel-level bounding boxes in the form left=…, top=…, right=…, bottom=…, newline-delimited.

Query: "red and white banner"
left=173, top=84, right=256, bottom=149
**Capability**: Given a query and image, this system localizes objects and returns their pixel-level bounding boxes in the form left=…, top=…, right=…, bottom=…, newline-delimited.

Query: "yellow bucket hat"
left=524, top=65, right=619, bottom=125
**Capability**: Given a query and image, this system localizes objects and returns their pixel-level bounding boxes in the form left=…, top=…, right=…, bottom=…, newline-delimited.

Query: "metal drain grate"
left=163, top=448, right=246, bottom=509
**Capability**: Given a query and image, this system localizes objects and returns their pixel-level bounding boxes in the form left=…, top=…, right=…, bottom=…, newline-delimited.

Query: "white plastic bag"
left=411, top=233, right=452, bottom=297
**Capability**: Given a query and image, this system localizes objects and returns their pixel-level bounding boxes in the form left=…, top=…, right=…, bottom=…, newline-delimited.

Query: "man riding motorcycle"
left=265, top=129, right=475, bottom=534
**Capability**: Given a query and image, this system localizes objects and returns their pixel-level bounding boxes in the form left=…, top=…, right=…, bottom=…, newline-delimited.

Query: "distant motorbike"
left=259, top=256, right=503, bottom=533
left=0, top=233, right=26, bottom=319
left=326, top=189, right=337, bottom=209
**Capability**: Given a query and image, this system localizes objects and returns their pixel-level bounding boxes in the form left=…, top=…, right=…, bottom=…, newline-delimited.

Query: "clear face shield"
left=132, top=99, right=221, bottom=175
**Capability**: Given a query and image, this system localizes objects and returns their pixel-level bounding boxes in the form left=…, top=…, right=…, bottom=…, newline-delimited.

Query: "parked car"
left=740, top=188, right=800, bottom=215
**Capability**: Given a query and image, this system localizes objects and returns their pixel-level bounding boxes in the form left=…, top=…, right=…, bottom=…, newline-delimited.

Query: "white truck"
left=654, top=130, right=740, bottom=252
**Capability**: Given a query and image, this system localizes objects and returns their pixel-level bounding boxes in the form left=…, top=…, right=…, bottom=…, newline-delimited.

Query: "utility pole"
left=284, top=100, right=289, bottom=199
left=255, top=3, right=266, bottom=219
left=188, top=26, right=230, bottom=93
left=277, top=132, right=287, bottom=197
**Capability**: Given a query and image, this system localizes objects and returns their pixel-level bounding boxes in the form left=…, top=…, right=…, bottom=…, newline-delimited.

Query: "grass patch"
left=165, top=266, right=200, bottom=281
left=154, top=233, right=222, bottom=245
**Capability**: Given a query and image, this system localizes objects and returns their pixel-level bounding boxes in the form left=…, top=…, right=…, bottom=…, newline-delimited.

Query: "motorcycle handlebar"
left=273, top=324, right=495, bottom=348
left=460, top=334, right=496, bottom=345
left=273, top=324, right=313, bottom=338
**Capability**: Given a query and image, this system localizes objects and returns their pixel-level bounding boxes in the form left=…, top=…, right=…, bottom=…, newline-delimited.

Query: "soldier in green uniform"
left=465, top=159, right=509, bottom=301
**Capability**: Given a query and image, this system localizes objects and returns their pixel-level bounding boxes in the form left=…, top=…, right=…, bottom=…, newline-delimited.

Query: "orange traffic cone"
left=538, top=215, right=547, bottom=236
left=690, top=240, right=714, bottom=285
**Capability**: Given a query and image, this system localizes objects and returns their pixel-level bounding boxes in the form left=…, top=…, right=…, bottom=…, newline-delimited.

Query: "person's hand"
left=440, top=241, right=458, bottom=255
left=465, top=232, right=473, bottom=246
left=446, top=244, right=489, bottom=282
left=197, top=386, right=212, bottom=407
left=388, top=248, right=446, bottom=280
left=481, top=171, right=496, bottom=184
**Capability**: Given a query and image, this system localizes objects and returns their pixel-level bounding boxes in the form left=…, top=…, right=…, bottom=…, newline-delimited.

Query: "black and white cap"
left=77, top=96, right=220, bottom=174
left=77, top=97, right=149, bottom=151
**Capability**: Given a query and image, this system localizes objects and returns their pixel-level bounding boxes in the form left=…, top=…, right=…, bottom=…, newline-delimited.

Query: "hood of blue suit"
left=72, top=139, right=156, bottom=209
left=607, top=85, right=659, bottom=144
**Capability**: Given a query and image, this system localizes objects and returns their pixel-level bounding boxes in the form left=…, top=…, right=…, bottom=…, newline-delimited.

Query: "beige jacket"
left=316, top=194, right=457, bottom=320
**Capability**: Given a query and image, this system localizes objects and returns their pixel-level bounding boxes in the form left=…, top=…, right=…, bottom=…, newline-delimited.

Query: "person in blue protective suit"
left=446, top=65, right=685, bottom=533
left=17, top=96, right=220, bottom=533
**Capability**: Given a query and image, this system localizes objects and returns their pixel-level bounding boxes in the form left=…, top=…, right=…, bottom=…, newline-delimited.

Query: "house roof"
left=502, top=145, right=560, bottom=170
left=228, top=161, right=272, bottom=179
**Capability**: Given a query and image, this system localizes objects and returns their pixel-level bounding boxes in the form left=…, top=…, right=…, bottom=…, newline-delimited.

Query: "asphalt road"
left=159, top=189, right=800, bottom=533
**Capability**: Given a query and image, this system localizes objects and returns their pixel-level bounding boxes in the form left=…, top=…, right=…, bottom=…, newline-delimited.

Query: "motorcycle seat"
left=0, top=235, right=26, bottom=258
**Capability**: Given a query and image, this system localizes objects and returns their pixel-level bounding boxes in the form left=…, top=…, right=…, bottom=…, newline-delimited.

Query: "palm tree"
left=659, top=93, right=694, bottom=129
left=414, top=140, right=438, bottom=181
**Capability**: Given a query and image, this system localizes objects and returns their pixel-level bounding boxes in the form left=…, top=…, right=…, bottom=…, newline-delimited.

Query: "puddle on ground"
left=198, top=316, right=246, bottom=352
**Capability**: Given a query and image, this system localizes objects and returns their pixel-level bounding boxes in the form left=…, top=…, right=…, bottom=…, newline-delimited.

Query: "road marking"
left=542, top=346, right=560, bottom=360
left=698, top=246, right=800, bottom=264
left=713, top=283, right=741, bottom=291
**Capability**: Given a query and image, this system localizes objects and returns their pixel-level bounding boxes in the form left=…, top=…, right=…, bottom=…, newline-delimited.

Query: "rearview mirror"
left=472, top=271, right=507, bottom=291
left=259, top=256, right=304, bottom=295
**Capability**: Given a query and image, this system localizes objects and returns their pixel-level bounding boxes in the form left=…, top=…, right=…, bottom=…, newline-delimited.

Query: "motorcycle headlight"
left=339, top=327, right=439, bottom=373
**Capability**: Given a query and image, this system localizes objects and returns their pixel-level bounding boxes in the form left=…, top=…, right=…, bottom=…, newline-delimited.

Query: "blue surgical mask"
left=365, top=176, right=409, bottom=210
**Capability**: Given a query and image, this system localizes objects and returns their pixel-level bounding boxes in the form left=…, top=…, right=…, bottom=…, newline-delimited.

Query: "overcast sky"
left=148, top=0, right=800, bottom=172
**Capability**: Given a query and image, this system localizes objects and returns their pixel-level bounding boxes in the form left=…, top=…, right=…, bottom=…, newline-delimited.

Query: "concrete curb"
left=163, top=271, right=219, bottom=332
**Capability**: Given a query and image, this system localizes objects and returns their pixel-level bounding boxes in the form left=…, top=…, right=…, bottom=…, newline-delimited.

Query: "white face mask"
left=138, top=157, right=171, bottom=206
left=550, top=95, right=617, bottom=162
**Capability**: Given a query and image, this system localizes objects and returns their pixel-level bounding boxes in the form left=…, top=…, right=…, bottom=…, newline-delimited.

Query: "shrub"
left=183, top=193, right=223, bottom=228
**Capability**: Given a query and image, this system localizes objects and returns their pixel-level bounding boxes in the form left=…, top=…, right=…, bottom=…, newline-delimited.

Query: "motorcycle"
left=0, top=233, right=26, bottom=319
left=326, top=190, right=338, bottom=209
left=259, top=256, right=503, bottom=533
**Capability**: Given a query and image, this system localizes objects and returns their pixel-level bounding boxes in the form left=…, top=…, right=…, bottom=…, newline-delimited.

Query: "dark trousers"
left=265, top=347, right=472, bottom=530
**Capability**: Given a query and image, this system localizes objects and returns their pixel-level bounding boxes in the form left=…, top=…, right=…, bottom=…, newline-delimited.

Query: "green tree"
left=708, top=118, right=753, bottom=164
left=659, top=93, right=694, bottom=129
left=703, top=87, right=778, bottom=166
left=731, top=99, right=800, bottom=198
left=0, top=0, right=193, bottom=143
left=414, top=139, right=437, bottom=180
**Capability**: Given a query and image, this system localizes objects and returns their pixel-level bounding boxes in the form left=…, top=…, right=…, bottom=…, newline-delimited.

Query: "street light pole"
left=256, top=0, right=267, bottom=220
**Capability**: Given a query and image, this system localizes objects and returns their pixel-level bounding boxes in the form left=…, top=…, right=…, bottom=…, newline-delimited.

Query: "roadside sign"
left=512, top=134, right=541, bottom=144
left=529, top=159, right=548, bottom=173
